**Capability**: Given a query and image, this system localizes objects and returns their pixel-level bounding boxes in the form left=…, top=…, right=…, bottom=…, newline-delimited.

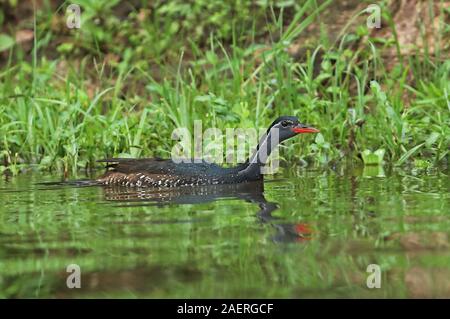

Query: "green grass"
left=0, top=0, right=449, bottom=176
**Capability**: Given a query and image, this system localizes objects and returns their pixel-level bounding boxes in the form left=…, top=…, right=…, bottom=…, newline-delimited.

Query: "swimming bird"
left=96, top=116, right=319, bottom=187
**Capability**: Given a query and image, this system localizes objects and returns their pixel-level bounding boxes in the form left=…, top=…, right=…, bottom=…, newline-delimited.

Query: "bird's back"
left=96, top=158, right=251, bottom=187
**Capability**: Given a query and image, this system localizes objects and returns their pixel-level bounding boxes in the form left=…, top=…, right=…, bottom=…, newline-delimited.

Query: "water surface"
left=0, top=166, right=449, bottom=298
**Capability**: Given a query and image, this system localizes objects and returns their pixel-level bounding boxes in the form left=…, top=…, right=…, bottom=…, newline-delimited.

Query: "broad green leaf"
left=396, top=143, right=425, bottom=166
left=0, top=33, right=14, bottom=52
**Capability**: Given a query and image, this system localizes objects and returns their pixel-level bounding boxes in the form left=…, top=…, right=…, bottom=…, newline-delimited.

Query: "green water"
left=0, top=166, right=449, bottom=298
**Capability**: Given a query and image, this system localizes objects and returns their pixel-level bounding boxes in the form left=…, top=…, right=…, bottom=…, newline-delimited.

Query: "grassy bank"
left=0, top=0, right=449, bottom=175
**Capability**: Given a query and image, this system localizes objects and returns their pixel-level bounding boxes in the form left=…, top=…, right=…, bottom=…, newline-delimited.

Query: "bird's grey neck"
left=239, top=128, right=279, bottom=178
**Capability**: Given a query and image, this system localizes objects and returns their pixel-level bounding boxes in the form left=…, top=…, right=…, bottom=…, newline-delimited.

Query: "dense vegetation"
left=0, top=0, right=448, bottom=175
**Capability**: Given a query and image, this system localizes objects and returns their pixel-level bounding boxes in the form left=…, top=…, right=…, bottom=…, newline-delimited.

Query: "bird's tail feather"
left=36, top=179, right=100, bottom=188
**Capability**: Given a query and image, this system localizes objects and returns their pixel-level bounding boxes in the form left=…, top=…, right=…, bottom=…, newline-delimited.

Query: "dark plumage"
left=96, top=158, right=247, bottom=187
left=96, top=116, right=319, bottom=188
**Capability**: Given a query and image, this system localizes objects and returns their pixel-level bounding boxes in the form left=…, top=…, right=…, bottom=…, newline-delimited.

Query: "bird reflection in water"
left=101, top=181, right=313, bottom=243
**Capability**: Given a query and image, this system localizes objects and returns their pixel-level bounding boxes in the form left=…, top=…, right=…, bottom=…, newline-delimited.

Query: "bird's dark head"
left=268, top=116, right=319, bottom=142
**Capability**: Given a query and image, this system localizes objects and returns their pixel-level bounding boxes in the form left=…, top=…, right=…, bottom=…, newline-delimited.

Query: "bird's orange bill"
left=292, top=126, right=320, bottom=134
